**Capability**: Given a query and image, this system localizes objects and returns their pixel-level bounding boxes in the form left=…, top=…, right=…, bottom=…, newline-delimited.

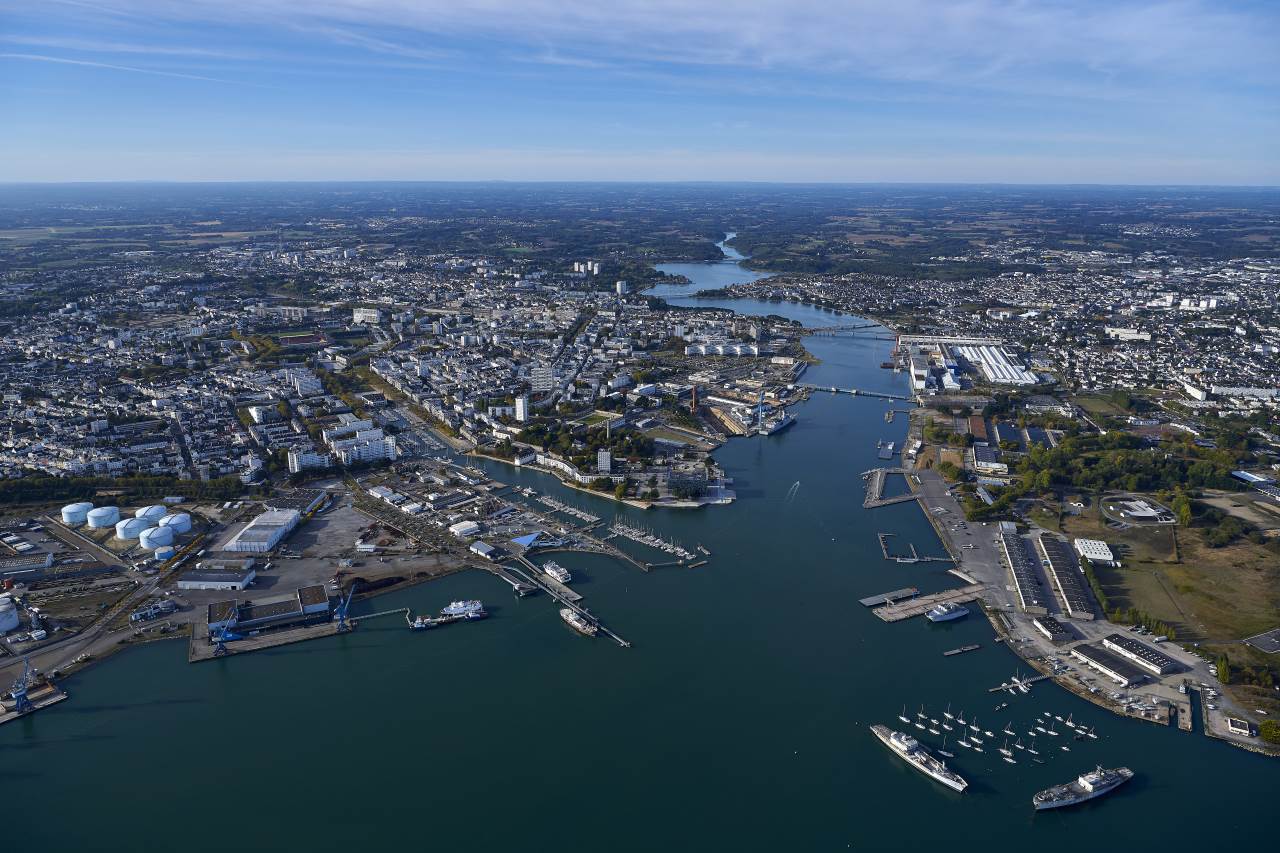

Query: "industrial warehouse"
left=222, top=509, right=300, bottom=553
left=1102, top=633, right=1182, bottom=676
left=1071, top=644, right=1149, bottom=688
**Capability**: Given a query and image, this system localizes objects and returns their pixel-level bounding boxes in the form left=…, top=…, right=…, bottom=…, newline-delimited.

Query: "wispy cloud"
left=35, top=0, right=1278, bottom=89
left=1, top=52, right=248, bottom=84
left=0, top=34, right=251, bottom=59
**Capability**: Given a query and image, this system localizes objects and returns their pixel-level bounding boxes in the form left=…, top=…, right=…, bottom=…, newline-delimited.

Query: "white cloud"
left=33, top=0, right=1279, bottom=88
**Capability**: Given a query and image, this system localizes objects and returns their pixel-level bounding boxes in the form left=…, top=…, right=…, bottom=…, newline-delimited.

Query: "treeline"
left=1214, top=651, right=1277, bottom=690
left=0, top=474, right=246, bottom=506
left=1013, top=434, right=1241, bottom=494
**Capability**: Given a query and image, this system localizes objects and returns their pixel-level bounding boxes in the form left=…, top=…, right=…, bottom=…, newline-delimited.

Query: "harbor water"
left=2, top=240, right=1273, bottom=851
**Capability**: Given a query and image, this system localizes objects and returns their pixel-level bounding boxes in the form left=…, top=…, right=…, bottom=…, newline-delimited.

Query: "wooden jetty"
left=858, top=587, right=919, bottom=607
left=872, top=585, right=986, bottom=622
left=943, top=644, right=981, bottom=657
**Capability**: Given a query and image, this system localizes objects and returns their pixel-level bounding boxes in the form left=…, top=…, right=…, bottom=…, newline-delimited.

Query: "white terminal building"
left=223, top=509, right=300, bottom=553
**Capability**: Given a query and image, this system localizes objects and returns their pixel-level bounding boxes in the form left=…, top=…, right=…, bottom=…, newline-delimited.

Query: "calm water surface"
left=2, top=240, right=1272, bottom=851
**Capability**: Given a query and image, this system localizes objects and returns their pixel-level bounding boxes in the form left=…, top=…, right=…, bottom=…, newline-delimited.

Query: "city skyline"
left=4, top=0, right=1279, bottom=184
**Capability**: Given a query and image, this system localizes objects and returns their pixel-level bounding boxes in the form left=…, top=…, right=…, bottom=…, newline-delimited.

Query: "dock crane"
left=333, top=580, right=358, bottom=632
left=6, top=658, right=36, bottom=714
left=210, top=620, right=245, bottom=657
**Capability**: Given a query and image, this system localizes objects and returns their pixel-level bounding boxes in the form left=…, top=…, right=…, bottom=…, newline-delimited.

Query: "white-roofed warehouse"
left=223, top=510, right=301, bottom=553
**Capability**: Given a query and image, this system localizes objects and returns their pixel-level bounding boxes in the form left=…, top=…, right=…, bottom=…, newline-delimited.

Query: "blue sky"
left=3, top=0, right=1278, bottom=183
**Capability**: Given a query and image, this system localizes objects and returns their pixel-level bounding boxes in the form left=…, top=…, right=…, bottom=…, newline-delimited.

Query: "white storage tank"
left=61, top=502, right=94, bottom=525
left=0, top=596, right=19, bottom=634
left=138, top=526, right=175, bottom=550
left=135, top=505, right=168, bottom=522
left=87, top=506, right=121, bottom=528
left=158, top=512, right=193, bottom=534
left=115, top=517, right=150, bottom=540
left=153, top=546, right=177, bottom=562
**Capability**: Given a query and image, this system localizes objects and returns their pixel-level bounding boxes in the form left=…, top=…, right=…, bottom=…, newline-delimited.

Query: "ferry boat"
left=409, top=615, right=439, bottom=630
left=870, top=724, right=968, bottom=793
left=926, top=602, right=970, bottom=623
left=1033, top=767, right=1133, bottom=811
left=440, top=600, right=486, bottom=618
left=542, top=561, right=572, bottom=584
left=560, top=608, right=598, bottom=637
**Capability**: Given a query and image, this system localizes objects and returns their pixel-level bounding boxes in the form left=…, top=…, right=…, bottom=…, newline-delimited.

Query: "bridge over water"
left=793, top=383, right=914, bottom=402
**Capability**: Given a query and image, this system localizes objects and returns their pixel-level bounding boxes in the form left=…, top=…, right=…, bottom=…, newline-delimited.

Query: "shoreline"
left=469, top=450, right=728, bottom=510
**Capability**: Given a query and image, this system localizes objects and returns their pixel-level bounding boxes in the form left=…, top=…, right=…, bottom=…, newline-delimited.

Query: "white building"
left=287, top=447, right=333, bottom=474
left=514, top=394, right=529, bottom=423
left=449, top=520, right=480, bottom=538
left=531, top=365, right=555, bottom=393
left=597, top=449, right=612, bottom=474
left=1073, top=538, right=1117, bottom=566
left=289, top=369, right=323, bottom=397
left=332, top=430, right=397, bottom=465
left=352, top=307, right=384, bottom=325
left=223, top=509, right=300, bottom=553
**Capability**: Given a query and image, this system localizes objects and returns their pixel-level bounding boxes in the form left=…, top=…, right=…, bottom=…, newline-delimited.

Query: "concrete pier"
left=188, top=620, right=345, bottom=663
left=862, top=468, right=919, bottom=508
left=872, top=585, right=986, bottom=622
left=858, top=587, right=919, bottom=607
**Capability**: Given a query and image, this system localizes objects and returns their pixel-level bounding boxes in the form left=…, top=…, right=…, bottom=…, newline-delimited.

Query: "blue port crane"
left=333, top=580, right=358, bottom=632
left=7, top=658, right=36, bottom=714
left=210, top=619, right=245, bottom=657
